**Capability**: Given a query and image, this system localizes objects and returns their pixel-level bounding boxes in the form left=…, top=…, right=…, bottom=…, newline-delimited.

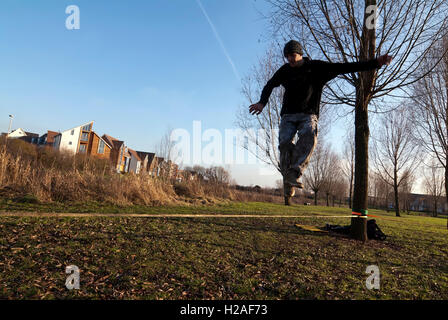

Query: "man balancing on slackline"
left=249, top=40, right=392, bottom=205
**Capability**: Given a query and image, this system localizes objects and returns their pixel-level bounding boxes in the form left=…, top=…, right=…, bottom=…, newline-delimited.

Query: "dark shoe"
left=285, top=178, right=303, bottom=189
left=286, top=181, right=304, bottom=189
left=285, top=168, right=303, bottom=188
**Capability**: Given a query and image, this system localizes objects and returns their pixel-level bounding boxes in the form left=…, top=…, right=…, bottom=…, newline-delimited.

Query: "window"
left=81, top=132, right=89, bottom=142
left=71, top=130, right=74, bottom=135
left=125, top=157, right=130, bottom=172
left=97, top=140, right=105, bottom=154
left=79, top=144, right=86, bottom=153
left=54, top=136, right=60, bottom=147
left=69, top=141, right=72, bottom=145
left=119, top=146, right=124, bottom=165
left=82, top=123, right=92, bottom=132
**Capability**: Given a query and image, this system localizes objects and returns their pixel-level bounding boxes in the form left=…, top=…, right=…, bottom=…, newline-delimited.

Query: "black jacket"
left=258, top=57, right=381, bottom=117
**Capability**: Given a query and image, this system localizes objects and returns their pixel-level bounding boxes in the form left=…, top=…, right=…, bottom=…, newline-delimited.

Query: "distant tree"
left=303, top=143, right=333, bottom=205
left=205, top=166, right=231, bottom=185
left=410, top=35, right=448, bottom=220
left=398, top=169, right=416, bottom=214
left=275, top=178, right=284, bottom=196
left=183, top=165, right=207, bottom=180
left=370, top=173, right=389, bottom=210
left=321, top=152, right=342, bottom=206
left=372, top=107, right=422, bottom=217
left=155, top=127, right=178, bottom=163
left=423, top=160, right=445, bottom=217
left=332, top=179, right=349, bottom=207
left=341, top=130, right=355, bottom=208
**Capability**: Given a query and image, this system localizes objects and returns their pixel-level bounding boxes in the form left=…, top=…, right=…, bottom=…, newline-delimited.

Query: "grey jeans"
left=278, top=113, right=318, bottom=178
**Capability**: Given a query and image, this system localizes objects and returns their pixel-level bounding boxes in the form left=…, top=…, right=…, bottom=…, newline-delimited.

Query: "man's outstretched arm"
left=249, top=65, right=284, bottom=115
left=319, top=54, right=392, bottom=82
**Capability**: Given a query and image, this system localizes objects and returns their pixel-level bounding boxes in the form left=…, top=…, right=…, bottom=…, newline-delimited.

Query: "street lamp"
left=7, top=115, right=13, bottom=135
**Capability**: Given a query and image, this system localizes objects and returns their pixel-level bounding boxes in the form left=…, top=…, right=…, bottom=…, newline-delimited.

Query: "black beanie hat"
left=284, top=40, right=303, bottom=57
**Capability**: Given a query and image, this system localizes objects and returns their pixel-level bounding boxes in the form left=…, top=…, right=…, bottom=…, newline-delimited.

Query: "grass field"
left=0, top=201, right=447, bottom=299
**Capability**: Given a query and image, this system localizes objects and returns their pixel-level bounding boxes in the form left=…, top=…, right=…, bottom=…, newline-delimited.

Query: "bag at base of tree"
left=367, top=219, right=387, bottom=241
left=324, top=224, right=350, bottom=235
left=325, top=220, right=387, bottom=241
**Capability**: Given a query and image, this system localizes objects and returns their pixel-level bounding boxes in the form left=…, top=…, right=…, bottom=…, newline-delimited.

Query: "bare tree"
left=265, top=0, right=448, bottom=239
left=205, top=166, right=231, bottom=185
left=155, top=127, right=177, bottom=163
left=184, top=165, right=207, bottom=180
left=303, top=142, right=333, bottom=205
left=332, top=179, right=349, bottom=207
left=423, top=160, right=445, bottom=216
left=275, top=178, right=284, bottom=196
left=369, top=172, right=381, bottom=209
left=322, top=152, right=343, bottom=206
left=410, top=34, right=448, bottom=218
left=341, top=129, right=355, bottom=208
left=371, top=107, right=422, bottom=217
left=398, top=169, right=416, bottom=214
left=370, top=172, right=392, bottom=210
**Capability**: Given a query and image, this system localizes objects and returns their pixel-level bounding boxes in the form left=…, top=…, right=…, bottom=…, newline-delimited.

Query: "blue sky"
left=0, top=0, right=351, bottom=187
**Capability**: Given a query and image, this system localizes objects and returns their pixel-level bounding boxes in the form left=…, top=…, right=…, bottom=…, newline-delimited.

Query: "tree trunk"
left=445, top=82, right=448, bottom=229
left=349, top=172, right=353, bottom=209
left=386, top=193, right=389, bottom=212
left=351, top=95, right=369, bottom=241
left=445, top=163, right=448, bottom=229
left=394, top=169, right=400, bottom=217
left=314, top=191, right=318, bottom=206
left=350, top=0, right=377, bottom=241
left=326, top=193, right=329, bottom=206
left=434, top=199, right=438, bottom=217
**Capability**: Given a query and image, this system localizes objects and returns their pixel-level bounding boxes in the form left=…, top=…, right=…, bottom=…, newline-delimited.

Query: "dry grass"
left=0, top=139, right=176, bottom=205
left=173, top=179, right=285, bottom=204
left=0, top=138, right=281, bottom=206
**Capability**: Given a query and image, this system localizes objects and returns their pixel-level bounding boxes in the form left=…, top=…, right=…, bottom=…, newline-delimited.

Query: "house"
left=38, top=130, right=59, bottom=147
left=87, top=131, right=112, bottom=160
left=147, top=154, right=160, bottom=176
left=102, top=134, right=131, bottom=173
left=409, top=195, right=428, bottom=212
left=136, top=151, right=157, bottom=175
left=128, top=148, right=142, bottom=174
left=408, top=193, right=447, bottom=214
left=182, top=169, right=200, bottom=181
left=6, top=128, right=27, bottom=139
left=370, top=192, right=447, bottom=214
left=52, top=122, right=113, bottom=161
left=170, top=161, right=179, bottom=180
left=6, top=128, right=40, bottom=144
left=175, top=168, right=186, bottom=182
left=153, top=157, right=168, bottom=177
left=154, top=158, right=180, bottom=179
left=53, top=121, right=94, bottom=154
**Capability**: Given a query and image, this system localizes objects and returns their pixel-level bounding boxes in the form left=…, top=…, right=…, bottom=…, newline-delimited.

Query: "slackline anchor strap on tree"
left=352, top=209, right=368, bottom=218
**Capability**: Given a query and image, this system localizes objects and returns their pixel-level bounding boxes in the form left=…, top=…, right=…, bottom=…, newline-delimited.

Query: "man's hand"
left=249, top=102, right=264, bottom=115
left=377, top=54, right=393, bottom=67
